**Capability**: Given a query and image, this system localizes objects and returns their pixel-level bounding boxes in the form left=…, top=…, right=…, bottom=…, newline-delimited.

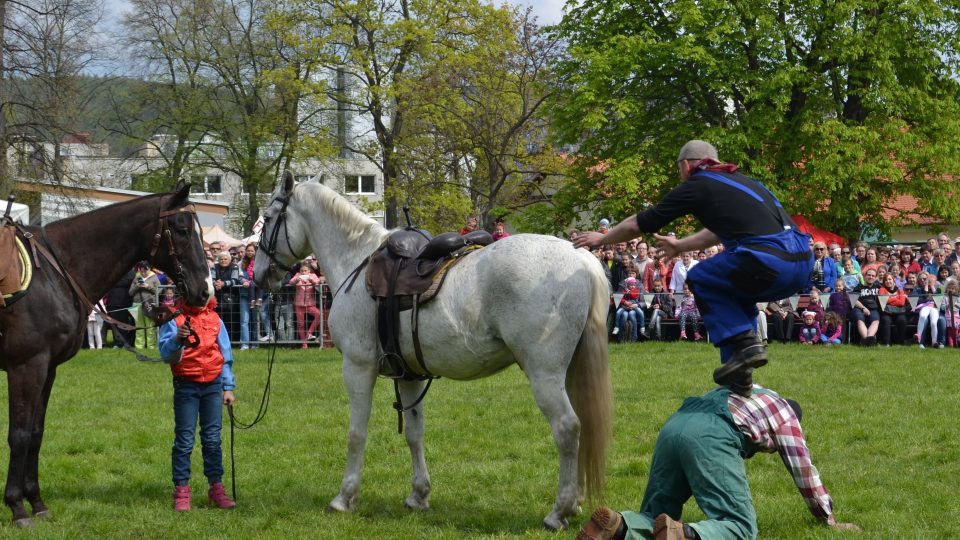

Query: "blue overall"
left=683, top=172, right=813, bottom=362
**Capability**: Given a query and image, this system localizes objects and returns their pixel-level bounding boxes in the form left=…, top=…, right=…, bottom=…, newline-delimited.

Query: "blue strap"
left=692, top=170, right=783, bottom=208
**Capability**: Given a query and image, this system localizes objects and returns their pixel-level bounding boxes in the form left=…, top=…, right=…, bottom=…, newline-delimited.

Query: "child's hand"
left=223, top=391, right=236, bottom=406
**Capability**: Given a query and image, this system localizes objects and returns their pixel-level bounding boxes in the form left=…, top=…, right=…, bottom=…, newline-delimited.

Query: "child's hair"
left=824, top=311, right=842, bottom=328
left=945, top=277, right=959, bottom=296
left=834, top=277, right=845, bottom=290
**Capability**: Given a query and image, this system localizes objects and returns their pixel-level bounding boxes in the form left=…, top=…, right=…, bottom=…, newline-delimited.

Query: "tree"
left=547, top=0, right=960, bottom=239
left=399, top=5, right=568, bottom=232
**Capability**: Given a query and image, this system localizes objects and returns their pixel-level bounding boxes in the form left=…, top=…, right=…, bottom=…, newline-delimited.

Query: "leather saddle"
left=364, top=228, right=493, bottom=380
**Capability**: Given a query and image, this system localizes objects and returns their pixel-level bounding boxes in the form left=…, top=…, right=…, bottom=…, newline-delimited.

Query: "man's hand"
left=653, top=233, right=682, bottom=259
left=826, top=515, right=860, bottom=532
left=223, top=391, right=236, bottom=406
left=572, top=231, right=605, bottom=250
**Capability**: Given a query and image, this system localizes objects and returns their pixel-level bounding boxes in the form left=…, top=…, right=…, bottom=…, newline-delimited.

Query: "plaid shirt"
left=728, top=387, right=834, bottom=522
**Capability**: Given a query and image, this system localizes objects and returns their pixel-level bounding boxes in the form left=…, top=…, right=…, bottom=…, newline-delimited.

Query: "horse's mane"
left=299, top=182, right=388, bottom=245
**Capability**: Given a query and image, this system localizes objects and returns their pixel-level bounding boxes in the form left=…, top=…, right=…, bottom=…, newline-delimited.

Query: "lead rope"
left=225, top=342, right=278, bottom=501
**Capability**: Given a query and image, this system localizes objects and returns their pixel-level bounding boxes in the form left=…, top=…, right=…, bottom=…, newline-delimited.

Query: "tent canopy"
left=201, top=224, right=243, bottom=247
left=790, top=215, right=846, bottom=246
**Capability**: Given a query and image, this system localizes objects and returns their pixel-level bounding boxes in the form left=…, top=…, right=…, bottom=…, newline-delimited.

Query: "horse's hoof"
left=325, top=496, right=354, bottom=513
left=543, top=515, right=569, bottom=531
left=12, top=517, right=34, bottom=528
left=404, top=495, right=430, bottom=511
left=33, top=509, right=52, bottom=520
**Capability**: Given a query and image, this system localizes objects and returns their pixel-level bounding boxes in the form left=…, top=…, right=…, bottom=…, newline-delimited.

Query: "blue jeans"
left=172, top=378, right=224, bottom=486
left=239, top=294, right=251, bottom=344
left=615, top=308, right=645, bottom=341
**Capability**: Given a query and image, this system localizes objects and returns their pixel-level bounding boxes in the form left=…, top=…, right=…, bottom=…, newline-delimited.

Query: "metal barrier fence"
left=153, top=283, right=333, bottom=349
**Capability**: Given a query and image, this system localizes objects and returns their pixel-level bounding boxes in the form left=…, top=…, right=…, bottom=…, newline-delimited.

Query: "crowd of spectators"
left=583, top=222, right=960, bottom=348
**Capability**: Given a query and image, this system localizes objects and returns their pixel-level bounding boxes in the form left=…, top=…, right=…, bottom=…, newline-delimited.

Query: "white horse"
left=253, top=172, right=612, bottom=530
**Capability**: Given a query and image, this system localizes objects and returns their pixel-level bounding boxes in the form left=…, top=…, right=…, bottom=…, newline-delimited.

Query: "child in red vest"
left=159, top=296, right=237, bottom=512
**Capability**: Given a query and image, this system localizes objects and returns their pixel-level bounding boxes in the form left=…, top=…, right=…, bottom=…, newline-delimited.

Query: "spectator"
left=676, top=283, right=702, bottom=341
left=105, top=269, right=136, bottom=348
left=459, top=216, right=478, bottom=236
left=765, top=298, right=797, bottom=344
left=642, top=249, right=669, bottom=293
left=669, top=251, right=697, bottom=293
left=937, top=264, right=951, bottom=285
left=904, top=271, right=919, bottom=294
left=238, top=244, right=259, bottom=349
left=633, top=240, right=653, bottom=278
left=491, top=219, right=509, bottom=242
left=859, top=247, right=883, bottom=277
left=827, top=278, right=851, bottom=321
left=888, top=262, right=905, bottom=289
left=129, top=261, right=161, bottom=349
left=926, top=237, right=939, bottom=252
left=807, top=241, right=836, bottom=293
left=953, top=261, right=960, bottom=278
left=920, top=248, right=938, bottom=275
left=900, top=248, right=922, bottom=276
left=912, top=273, right=942, bottom=348
left=840, top=258, right=863, bottom=290
left=854, top=242, right=868, bottom=263
left=798, top=311, right=820, bottom=345
left=820, top=311, right=844, bottom=345
left=829, top=245, right=844, bottom=275
left=613, top=276, right=645, bottom=342
left=288, top=262, right=322, bottom=348
left=879, top=273, right=908, bottom=346
left=87, top=304, right=104, bottom=350
left=211, top=251, right=246, bottom=343
left=611, top=254, right=634, bottom=291
left=938, top=232, right=952, bottom=251
left=645, top=278, right=675, bottom=341
left=755, top=303, right=768, bottom=346
left=598, top=218, right=610, bottom=234
left=852, top=269, right=882, bottom=346
left=806, top=289, right=825, bottom=323
left=942, top=278, right=960, bottom=347
left=945, top=238, right=960, bottom=267
left=840, top=246, right=860, bottom=274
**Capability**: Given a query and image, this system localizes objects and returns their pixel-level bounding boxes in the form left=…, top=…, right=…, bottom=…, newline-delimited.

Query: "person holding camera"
left=158, top=295, right=237, bottom=512
left=288, top=262, right=322, bottom=348
left=128, top=260, right=161, bottom=349
left=211, top=251, right=246, bottom=343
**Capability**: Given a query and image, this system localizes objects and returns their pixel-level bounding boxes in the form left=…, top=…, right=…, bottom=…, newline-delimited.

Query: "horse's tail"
left=567, top=255, right=613, bottom=503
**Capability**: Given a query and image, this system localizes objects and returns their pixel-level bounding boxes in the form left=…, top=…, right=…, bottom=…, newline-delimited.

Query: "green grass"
left=0, top=342, right=956, bottom=538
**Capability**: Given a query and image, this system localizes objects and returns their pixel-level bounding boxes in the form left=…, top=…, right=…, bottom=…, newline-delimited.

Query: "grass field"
left=0, top=341, right=957, bottom=539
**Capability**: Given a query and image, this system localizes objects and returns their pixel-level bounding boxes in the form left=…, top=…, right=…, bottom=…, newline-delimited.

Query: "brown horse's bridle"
left=149, top=203, right=200, bottom=300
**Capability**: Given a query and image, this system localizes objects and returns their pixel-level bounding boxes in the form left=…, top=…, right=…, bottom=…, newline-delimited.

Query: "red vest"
left=171, top=308, right=225, bottom=383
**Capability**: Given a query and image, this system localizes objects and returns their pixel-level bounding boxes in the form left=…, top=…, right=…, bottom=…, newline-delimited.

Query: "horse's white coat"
left=253, top=178, right=612, bottom=530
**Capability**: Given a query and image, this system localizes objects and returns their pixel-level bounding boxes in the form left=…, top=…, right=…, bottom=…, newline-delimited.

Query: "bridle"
left=259, top=195, right=300, bottom=278
left=149, top=200, right=202, bottom=300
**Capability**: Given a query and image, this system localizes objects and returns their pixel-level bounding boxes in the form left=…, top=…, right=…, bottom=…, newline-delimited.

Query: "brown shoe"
left=576, top=507, right=623, bottom=540
left=653, top=513, right=686, bottom=540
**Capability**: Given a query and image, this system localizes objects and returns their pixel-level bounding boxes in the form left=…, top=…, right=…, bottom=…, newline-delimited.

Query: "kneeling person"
left=577, top=385, right=857, bottom=540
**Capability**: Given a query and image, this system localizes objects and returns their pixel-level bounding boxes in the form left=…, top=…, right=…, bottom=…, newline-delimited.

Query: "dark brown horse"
left=0, top=183, right=212, bottom=527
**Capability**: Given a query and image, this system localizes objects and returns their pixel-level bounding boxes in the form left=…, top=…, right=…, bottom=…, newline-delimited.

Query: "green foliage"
left=548, top=0, right=960, bottom=239
left=1, top=344, right=958, bottom=537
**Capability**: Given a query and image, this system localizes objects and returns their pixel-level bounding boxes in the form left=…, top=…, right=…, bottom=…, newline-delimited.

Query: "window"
left=190, top=175, right=222, bottom=195
left=345, top=174, right=376, bottom=194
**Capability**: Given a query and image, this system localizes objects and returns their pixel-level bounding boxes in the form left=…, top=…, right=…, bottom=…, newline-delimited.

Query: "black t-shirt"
left=635, top=170, right=794, bottom=240
left=855, top=282, right=881, bottom=310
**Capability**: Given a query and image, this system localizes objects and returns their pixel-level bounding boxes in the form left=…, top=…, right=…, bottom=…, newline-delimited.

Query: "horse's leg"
left=24, top=367, right=57, bottom=519
left=4, top=360, right=50, bottom=527
left=398, top=379, right=431, bottom=510
left=327, top=355, right=377, bottom=513
left=525, top=369, right=580, bottom=531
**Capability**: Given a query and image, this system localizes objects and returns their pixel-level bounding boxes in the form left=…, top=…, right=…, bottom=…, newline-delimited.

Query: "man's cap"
left=677, top=139, right=719, bottom=163
left=954, top=237, right=960, bottom=244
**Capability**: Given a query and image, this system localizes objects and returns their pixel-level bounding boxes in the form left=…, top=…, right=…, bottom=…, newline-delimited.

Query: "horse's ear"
left=170, top=179, right=191, bottom=207
left=281, top=170, right=294, bottom=196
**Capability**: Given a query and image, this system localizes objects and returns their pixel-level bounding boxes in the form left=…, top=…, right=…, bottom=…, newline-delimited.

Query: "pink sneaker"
left=173, top=485, right=191, bottom=512
left=208, top=483, right=236, bottom=509
left=694, top=332, right=703, bottom=341
left=680, top=331, right=687, bottom=340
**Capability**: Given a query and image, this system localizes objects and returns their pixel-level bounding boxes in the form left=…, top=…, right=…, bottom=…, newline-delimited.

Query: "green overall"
left=621, top=387, right=759, bottom=540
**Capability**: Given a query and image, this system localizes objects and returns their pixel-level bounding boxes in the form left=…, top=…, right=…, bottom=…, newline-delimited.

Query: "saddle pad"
left=0, top=229, right=32, bottom=306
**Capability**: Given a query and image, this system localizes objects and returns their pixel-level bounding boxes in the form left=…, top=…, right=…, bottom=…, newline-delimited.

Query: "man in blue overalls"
left=574, top=140, right=813, bottom=395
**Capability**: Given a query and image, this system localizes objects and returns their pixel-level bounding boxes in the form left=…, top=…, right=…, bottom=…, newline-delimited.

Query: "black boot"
left=713, top=331, right=767, bottom=396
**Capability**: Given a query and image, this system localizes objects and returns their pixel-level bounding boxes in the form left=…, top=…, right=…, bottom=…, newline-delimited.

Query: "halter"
left=259, top=195, right=300, bottom=277
left=150, top=201, right=201, bottom=300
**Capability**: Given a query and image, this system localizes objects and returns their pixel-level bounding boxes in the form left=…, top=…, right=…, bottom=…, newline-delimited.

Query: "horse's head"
left=150, top=181, right=214, bottom=307
left=254, top=171, right=305, bottom=290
